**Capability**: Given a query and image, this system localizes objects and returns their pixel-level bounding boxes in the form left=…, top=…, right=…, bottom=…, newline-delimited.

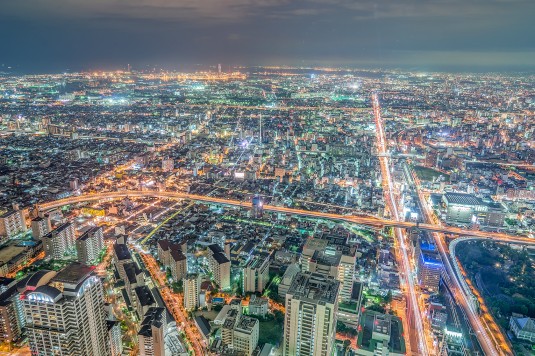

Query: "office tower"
left=23, top=263, right=109, bottom=356
left=416, top=239, right=443, bottom=292
left=207, top=244, right=231, bottom=290
left=42, top=221, right=76, bottom=259
left=0, top=209, right=26, bottom=240
left=76, top=226, right=104, bottom=265
left=243, top=253, right=270, bottom=293
left=138, top=307, right=167, bottom=356
left=301, top=235, right=357, bottom=302
left=30, top=215, right=51, bottom=239
left=184, top=273, right=201, bottom=311
left=283, top=272, right=340, bottom=356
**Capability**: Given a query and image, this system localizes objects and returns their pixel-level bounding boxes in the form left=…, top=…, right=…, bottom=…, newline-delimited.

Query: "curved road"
left=38, top=190, right=533, bottom=244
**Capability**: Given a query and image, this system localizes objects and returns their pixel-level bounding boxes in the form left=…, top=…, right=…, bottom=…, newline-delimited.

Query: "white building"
left=184, top=274, right=201, bottom=311
left=23, top=263, right=110, bottom=356
left=0, top=210, right=26, bottom=240
left=43, top=222, right=76, bottom=259
left=283, top=272, right=339, bottom=356
left=30, top=216, right=51, bottom=239
left=243, top=253, right=270, bottom=293
left=76, top=226, right=105, bottom=265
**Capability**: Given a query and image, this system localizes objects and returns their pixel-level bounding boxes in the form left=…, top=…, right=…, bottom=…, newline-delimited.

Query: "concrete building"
left=248, top=295, right=268, bottom=317
left=207, top=244, right=231, bottom=290
left=355, top=311, right=406, bottom=356
left=233, top=316, right=260, bottom=356
left=509, top=314, right=535, bottom=343
left=23, top=263, right=110, bottom=356
left=76, top=226, right=105, bottom=265
left=442, top=192, right=484, bottom=224
left=283, top=272, right=340, bottom=356
left=220, top=306, right=259, bottom=356
left=169, top=249, right=187, bottom=282
left=157, top=240, right=187, bottom=281
left=30, top=215, right=51, bottom=239
left=113, top=243, right=133, bottom=281
left=184, top=274, right=201, bottom=311
left=107, top=320, right=123, bottom=356
left=42, top=221, right=76, bottom=259
left=243, top=253, right=270, bottom=293
left=134, top=286, right=157, bottom=320
left=439, top=327, right=465, bottom=356
left=301, top=236, right=357, bottom=302
left=0, top=210, right=26, bottom=240
left=0, top=278, right=23, bottom=343
left=278, top=263, right=300, bottom=298
left=416, top=239, right=443, bottom=293
left=138, top=307, right=167, bottom=356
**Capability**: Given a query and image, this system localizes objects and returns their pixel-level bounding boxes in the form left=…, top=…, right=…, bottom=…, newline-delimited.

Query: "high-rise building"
left=107, top=320, right=123, bottom=356
left=0, top=209, right=26, bottom=240
left=133, top=286, right=157, bottom=320
left=138, top=307, right=167, bottom=356
left=283, top=272, right=340, bottom=356
left=184, top=273, right=201, bottom=311
left=207, top=244, right=231, bottom=290
left=157, top=240, right=187, bottom=281
left=243, top=253, right=270, bottom=293
left=233, top=316, right=259, bottom=356
left=42, top=221, right=76, bottom=259
left=76, top=226, right=105, bottom=265
left=220, top=306, right=259, bottom=356
left=0, top=278, right=24, bottom=343
left=416, top=239, right=443, bottom=292
left=301, top=235, right=357, bottom=302
left=23, top=263, right=110, bottom=356
left=113, top=242, right=133, bottom=281
left=30, top=215, right=51, bottom=239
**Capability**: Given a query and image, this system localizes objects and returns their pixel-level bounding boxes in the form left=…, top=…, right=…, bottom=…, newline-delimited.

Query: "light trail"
left=411, top=167, right=512, bottom=355
left=37, top=190, right=534, bottom=244
left=372, top=93, right=430, bottom=355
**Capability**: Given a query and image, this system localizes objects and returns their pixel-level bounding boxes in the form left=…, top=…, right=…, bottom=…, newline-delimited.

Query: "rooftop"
left=287, top=271, right=339, bottom=305
left=52, top=262, right=95, bottom=285
left=443, top=192, right=481, bottom=206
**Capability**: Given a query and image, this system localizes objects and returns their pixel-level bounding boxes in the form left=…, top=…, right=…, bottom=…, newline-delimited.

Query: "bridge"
left=38, top=190, right=534, bottom=244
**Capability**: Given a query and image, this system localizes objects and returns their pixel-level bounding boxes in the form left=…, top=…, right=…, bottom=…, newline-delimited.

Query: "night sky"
left=1, top=0, right=534, bottom=73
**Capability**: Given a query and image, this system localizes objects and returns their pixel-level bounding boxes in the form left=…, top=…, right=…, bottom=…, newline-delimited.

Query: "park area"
left=413, top=165, right=449, bottom=182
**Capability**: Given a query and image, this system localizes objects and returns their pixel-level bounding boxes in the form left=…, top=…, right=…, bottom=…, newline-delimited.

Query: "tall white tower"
left=283, top=272, right=339, bottom=356
left=23, top=263, right=110, bottom=356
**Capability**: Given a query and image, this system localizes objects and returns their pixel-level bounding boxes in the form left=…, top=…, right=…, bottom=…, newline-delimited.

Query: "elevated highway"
left=37, top=190, right=533, bottom=244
